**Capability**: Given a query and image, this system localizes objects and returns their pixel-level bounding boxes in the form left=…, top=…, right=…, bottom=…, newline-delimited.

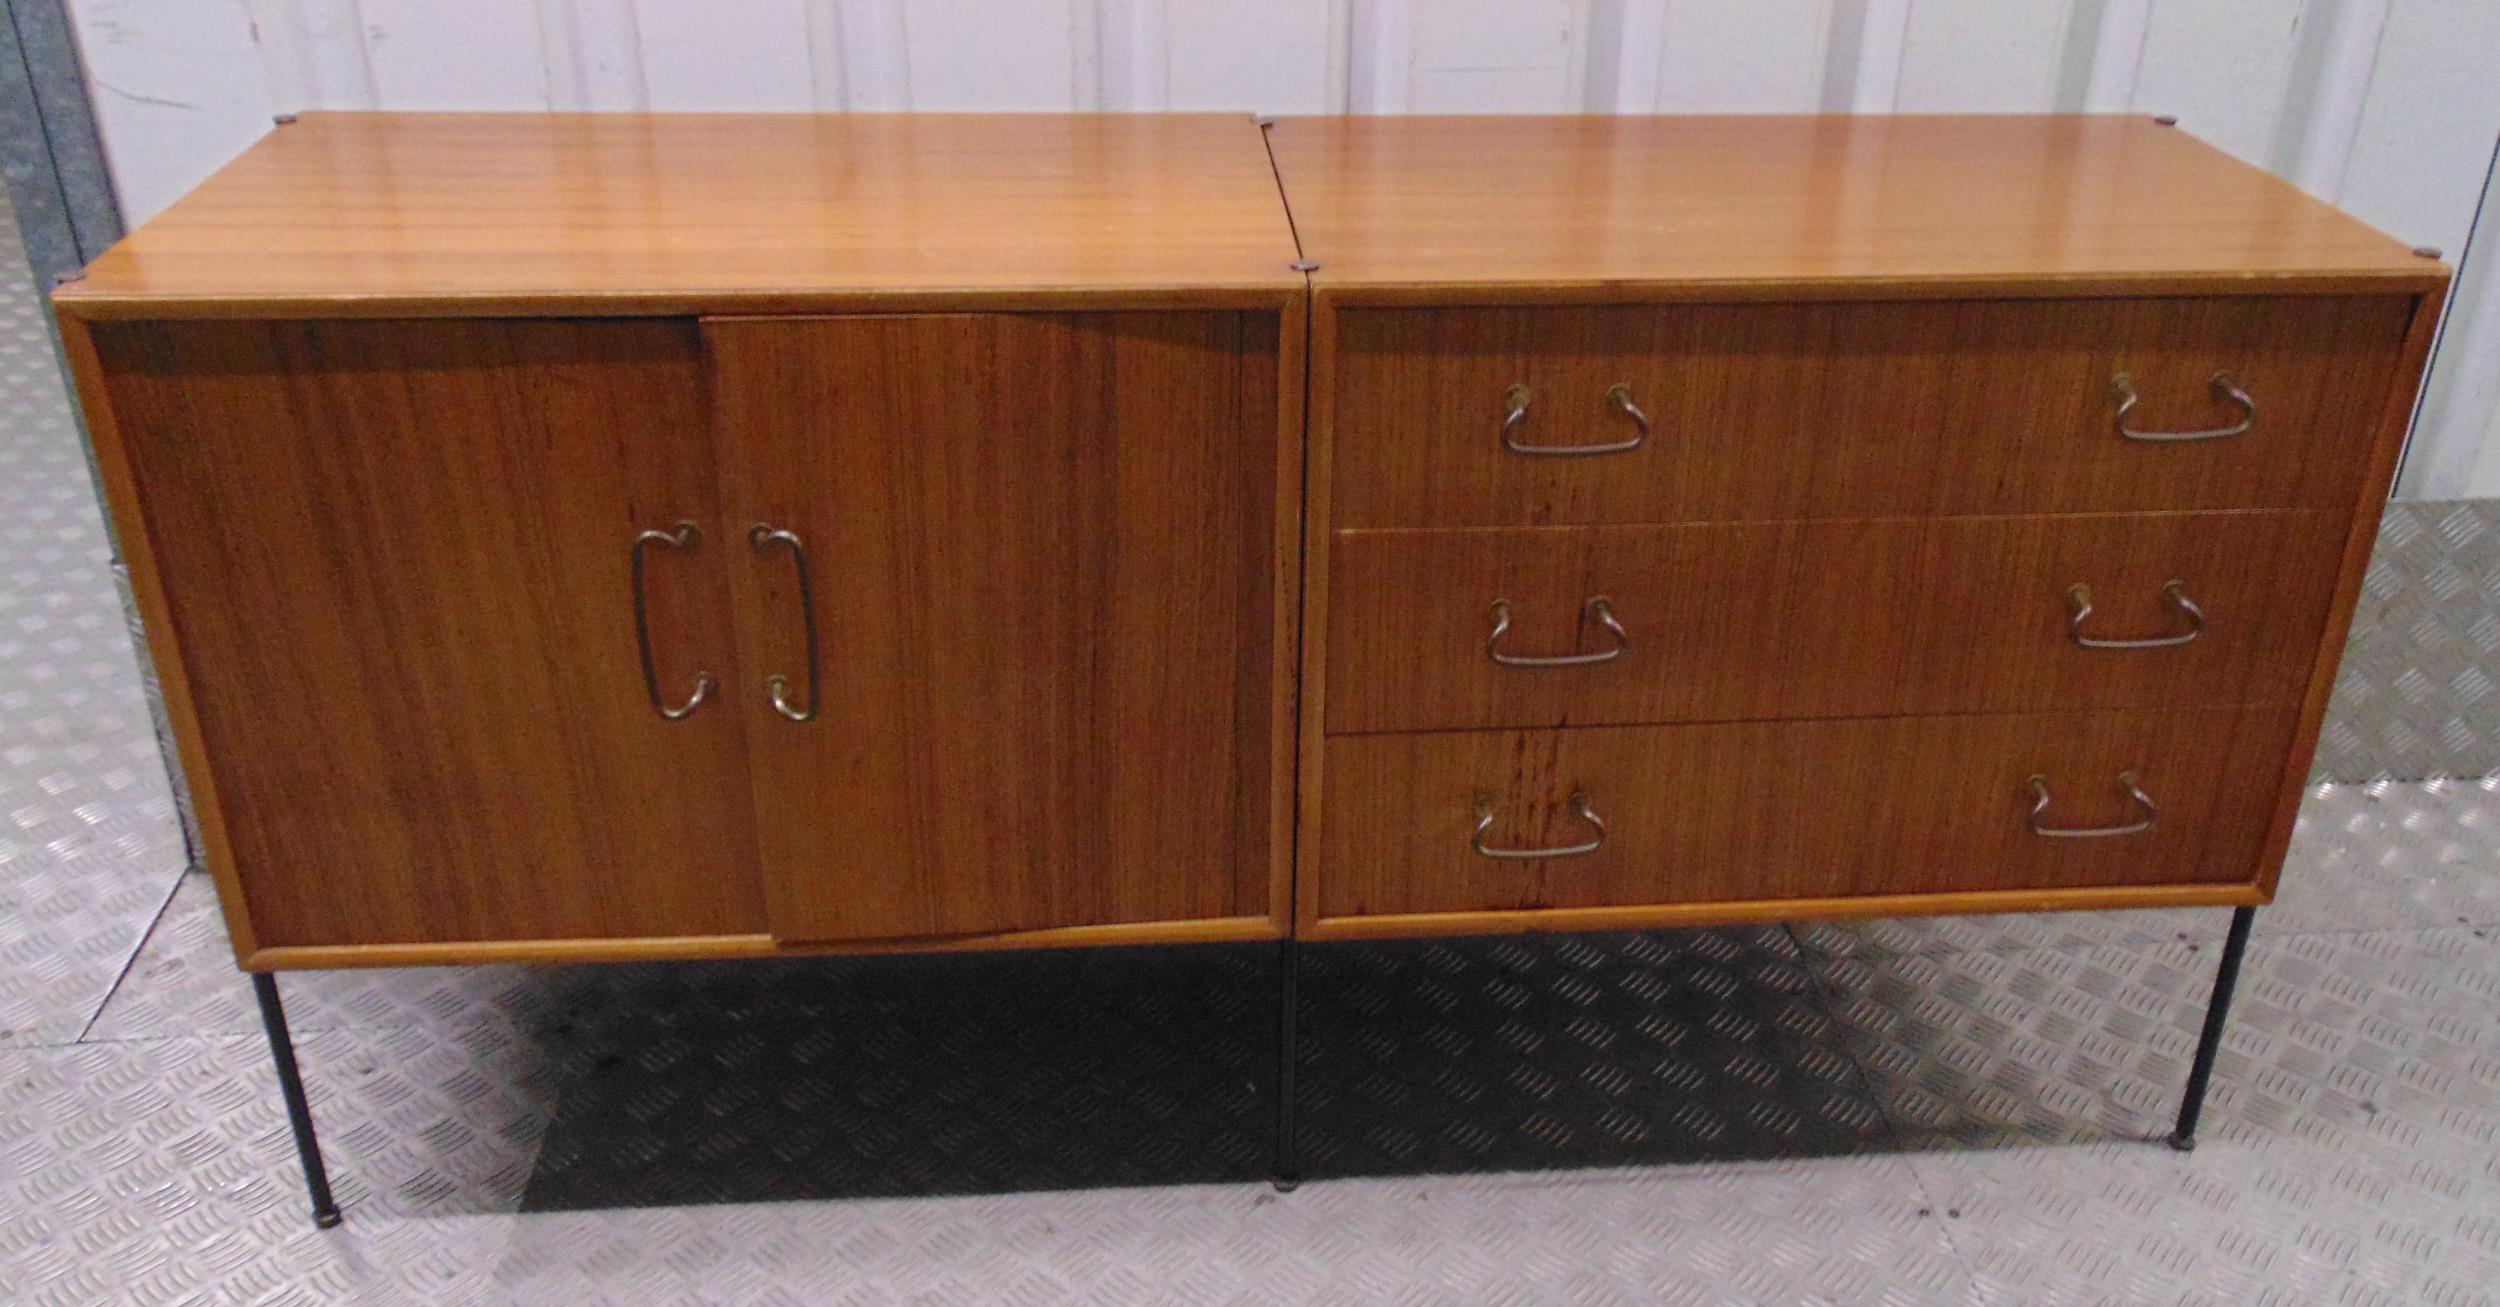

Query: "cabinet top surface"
left=56, top=112, right=1304, bottom=316
left=1267, top=114, right=2442, bottom=295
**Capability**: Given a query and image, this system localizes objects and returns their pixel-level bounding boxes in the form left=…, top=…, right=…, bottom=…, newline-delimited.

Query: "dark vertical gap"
left=0, top=0, right=121, bottom=275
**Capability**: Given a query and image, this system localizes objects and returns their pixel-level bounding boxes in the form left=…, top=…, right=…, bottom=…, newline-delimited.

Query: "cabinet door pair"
left=96, top=313, right=1281, bottom=949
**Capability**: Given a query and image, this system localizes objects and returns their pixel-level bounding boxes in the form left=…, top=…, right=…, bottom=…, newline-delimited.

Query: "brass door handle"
left=629, top=522, right=714, bottom=720
left=2027, top=772, right=2157, bottom=838
left=1486, top=597, right=1628, bottom=667
left=2068, top=580, right=2205, bottom=649
left=1500, top=383, right=1651, bottom=457
left=1471, top=791, right=1607, bottom=859
left=2110, top=371, right=2256, bottom=442
left=748, top=523, right=820, bottom=723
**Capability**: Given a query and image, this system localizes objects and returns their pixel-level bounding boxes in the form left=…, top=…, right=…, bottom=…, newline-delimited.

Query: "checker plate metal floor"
left=6, top=184, right=2500, bottom=1303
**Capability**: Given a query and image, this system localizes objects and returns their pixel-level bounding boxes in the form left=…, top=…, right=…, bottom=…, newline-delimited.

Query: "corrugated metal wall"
left=58, top=0, right=2500, bottom=495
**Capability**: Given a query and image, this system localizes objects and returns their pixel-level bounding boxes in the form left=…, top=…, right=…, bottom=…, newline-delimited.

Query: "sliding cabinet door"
left=94, top=319, right=764, bottom=950
left=707, top=312, right=1281, bottom=942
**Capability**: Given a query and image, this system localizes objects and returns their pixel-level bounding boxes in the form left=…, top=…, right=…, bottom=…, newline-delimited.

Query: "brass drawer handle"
left=1472, top=791, right=1607, bottom=859
left=2068, top=580, right=2205, bottom=649
left=629, top=522, right=715, bottom=720
left=748, top=524, right=820, bottom=723
left=2027, top=771, right=2157, bottom=838
left=1486, top=597, right=1628, bottom=667
left=1501, top=382, right=1651, bottom=457
left=2110, top=371, right=2257, bottom=442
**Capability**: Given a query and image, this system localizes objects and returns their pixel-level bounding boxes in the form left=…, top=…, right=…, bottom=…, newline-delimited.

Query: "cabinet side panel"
left=2255, top=289, right=2448, bottom=896
left=90, top=318, right=769, bottom=948
left=55, top=313, right=260, bottom=961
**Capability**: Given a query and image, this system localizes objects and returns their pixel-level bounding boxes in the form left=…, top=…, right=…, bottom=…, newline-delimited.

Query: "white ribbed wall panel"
left=60, top=0, right=2500, bottom=495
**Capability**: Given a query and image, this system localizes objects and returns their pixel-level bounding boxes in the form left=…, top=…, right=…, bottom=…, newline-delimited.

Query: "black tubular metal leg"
left=2168, top=906, right=2257, bottom=1152
left=1272, top=936, right=1300, bottom=1192
left=252, top=973, right=344, bottom=1228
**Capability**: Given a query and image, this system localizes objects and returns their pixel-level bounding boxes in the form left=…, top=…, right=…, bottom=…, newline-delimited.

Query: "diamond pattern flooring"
left=7, top=181, right=2500, bottom=1301
left=0, top=186, right=185, bottom=1052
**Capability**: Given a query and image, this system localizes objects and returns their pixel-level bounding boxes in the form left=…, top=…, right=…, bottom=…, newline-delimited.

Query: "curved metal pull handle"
left=1472, top=791, right=1607, bottom=859
left=2068, top=580, right=2205, bottom=650
left=1486, top=597, right=1628, bottom=667
left=2110, top=371, right=2257, bottom=442
left=630, top=522, right=715, bottom=720
left=1500, top=382, right=1651, bottom=457
left=748, top=524, right=820, bottom=723
left=2027, top=771, right=2157, bottom=838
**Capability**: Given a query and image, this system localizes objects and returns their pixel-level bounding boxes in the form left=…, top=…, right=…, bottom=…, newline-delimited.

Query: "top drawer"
left=1328, top=296, right=2411, bottom=528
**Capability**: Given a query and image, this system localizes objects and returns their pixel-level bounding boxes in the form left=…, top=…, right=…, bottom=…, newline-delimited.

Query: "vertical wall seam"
left=802, top=0, right=847, bottom=109
left=891, top=0, right=912, bottom=109
left=533, top=0, right=582, bottom=109
left=1070, top=0, right=1101, bottom=109
left=2393, top=135, right=2500, bottom=496
left=342, top=0, right=379, bottom=108
left=1849, top=0, right=1909, bottom=113
left=2281, top=0, right=2391, bottom=201
left=2082, top=0, right=2149, bottom=111
left=1323, top=0, right=1351, bottom=112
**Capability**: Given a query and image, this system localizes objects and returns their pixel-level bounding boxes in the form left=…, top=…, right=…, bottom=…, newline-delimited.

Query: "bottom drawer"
left=1314, top=707, right=2297, bottom=922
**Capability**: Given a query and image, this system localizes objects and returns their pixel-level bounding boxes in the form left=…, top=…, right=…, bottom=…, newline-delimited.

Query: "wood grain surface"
left=1325, top=511, right=2343, bottom=733
left=1328, top=296, right=2411, bottom=527
left=1268, top=115, right=2443, bottom=294
left=54, top=113, right=1304, bottom=317
left=1316, top=705, right=2298, bottom=921
left=90, top=318, right=768, bottom=949
left=707, top=311, right=1284, bottom=942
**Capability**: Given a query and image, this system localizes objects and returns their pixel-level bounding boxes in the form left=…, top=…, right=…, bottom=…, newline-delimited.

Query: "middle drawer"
left=1325, top=510, right=2341, bottom=734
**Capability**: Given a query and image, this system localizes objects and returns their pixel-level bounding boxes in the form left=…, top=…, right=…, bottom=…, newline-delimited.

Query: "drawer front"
left=1325, top=511, right=2343, bottom=733
left=1329, top=296, right=2409, bottom=528
left=1315, top=707, right=2296, bottom=920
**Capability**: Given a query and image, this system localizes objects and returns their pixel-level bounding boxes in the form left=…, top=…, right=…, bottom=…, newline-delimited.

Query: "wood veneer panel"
left=1315, top=706, right=2297, bottom=921
left=55, top=113, right=1303, bottom=317
left=1330, top=296, right=2411, bottom=527
left=91, top=318, right=767, bottom=948
left=1267, top=116, right=2438, bottom=293
left=707, top=311, right=1283, bottom=942
left=1326, top=511, right=2342, bottom=733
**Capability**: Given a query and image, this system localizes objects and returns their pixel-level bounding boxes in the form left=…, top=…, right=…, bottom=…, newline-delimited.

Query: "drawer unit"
left=1329, top=297, right=2411, bottom=529
left=1316, top=706, right=2300, bottom=923
left=1325, top=510, right=2344, bottom=733
left=1275, top=113, right=2449, bottom=941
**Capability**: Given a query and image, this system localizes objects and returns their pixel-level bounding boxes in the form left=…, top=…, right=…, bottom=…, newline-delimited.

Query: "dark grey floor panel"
left=519, top=945, right=1276, bottom=1208
left=1294, top=927, right=1892, bottom=1179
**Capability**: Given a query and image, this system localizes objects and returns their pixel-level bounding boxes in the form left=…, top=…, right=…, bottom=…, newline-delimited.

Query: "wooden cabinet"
left=1271, top=113, right=2447, bottom=942
left=58, top=114, right=1303, bottom=967
left=51, top=111, right=2444, bottom=969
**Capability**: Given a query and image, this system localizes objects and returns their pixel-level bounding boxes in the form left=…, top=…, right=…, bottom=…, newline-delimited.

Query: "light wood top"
left=56, top=112, right=1303, bottom=317
left=1268, top=115, right=2445, bottom=296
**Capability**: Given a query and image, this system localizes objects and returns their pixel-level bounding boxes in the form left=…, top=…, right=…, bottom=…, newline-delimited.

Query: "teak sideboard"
left=51, top=111, right=2448, bottom=1218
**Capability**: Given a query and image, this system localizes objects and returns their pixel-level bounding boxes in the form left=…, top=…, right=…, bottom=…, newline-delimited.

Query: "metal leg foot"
left=253, top=973, right=343, bottom=1228
left=1272, top=936, right=1300, bottom=1192
left=2167, top=906, right=2255, bottom=1153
